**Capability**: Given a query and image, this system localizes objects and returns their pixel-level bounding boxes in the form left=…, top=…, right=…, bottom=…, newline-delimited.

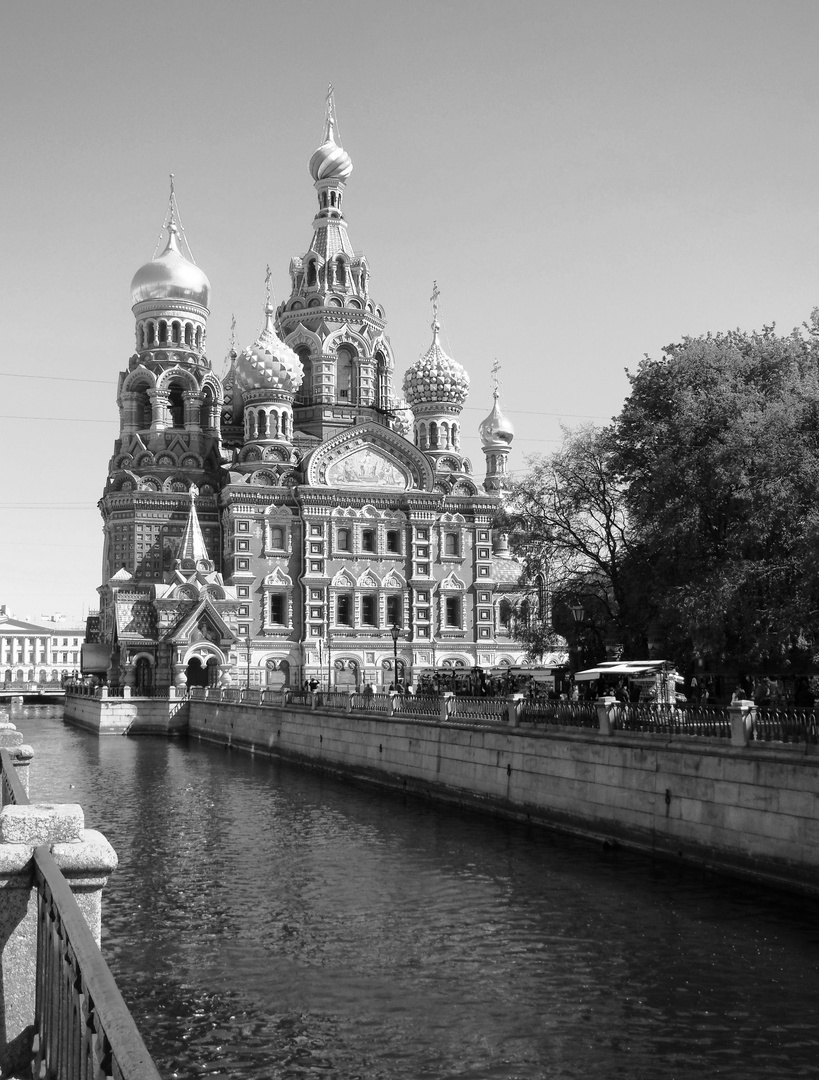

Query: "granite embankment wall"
left=187, top=698, right=819, bottom=896
left=64, top=693, right=188, bottom=735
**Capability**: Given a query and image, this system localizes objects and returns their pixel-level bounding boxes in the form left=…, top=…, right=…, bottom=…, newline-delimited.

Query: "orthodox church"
left=96, top=100, right=526, bottom=693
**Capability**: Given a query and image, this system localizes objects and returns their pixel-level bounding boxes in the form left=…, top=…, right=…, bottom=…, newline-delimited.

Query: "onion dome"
left=403, top=320, right=469, bottom=407
left=480, top=389, right=515, bottom=447
left=309, top=113, right=353, bottom=184
left=234, top=305, right=303, bottom=396
left=131, top=223, right=211, bottom=308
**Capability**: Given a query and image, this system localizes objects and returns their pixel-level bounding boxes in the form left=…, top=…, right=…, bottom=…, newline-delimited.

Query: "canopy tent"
left=575, top=660, right=682, bottom=683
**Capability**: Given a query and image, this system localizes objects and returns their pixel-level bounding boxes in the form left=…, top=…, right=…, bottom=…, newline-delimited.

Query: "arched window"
left=430, top=422, right=439, bottom=449
left=375, top=350, right=388, bottom=409
left=185, top=323, right=193, bottom=346
left=147, top=322, right=156, bottom=345
left=158, top=320, right=168, bottom=344
left=295, top=349, right=312, bottom=404
left=444, top=533, right=459, bottom=556
left=307, top=260, right=317, bottom=287
left=168, top=382, right=185, bottom=428
left=135, top=387, right=152, bottom=429
left=171, top=321, right=181, bottom=344
left=499, top=599, right=512, bottom=630
left=201, top=386, right=215, bottom=431
left=270, top=526, right=285, bottom=549
left=336, top=257, right=346, bottom=286
left=195, top=326, right=203, bottom=349
left=258, top=411, right=267, bottom=437
left=337, top=346, right=355, bottom=403
left=247, top=411, right=257, bottom=440
left=281, top=412, right=289, bottom=438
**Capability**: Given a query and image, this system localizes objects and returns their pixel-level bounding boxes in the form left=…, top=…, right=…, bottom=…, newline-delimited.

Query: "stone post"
left=506, top=694, right=524, bottom=727
left=0, top=803, right=117, bottom=1078
left=439, top=692, right=454, bottom=722
left=729, top=700, right=754, bottom=746
left=346, top=693, right=354, bottom=714
left=7, top=746, right=34, bottom=799
left=596, top=696, right=617, bottom=735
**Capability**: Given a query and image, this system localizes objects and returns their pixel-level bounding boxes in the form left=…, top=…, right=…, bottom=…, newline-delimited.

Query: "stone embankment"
left=177, top=691, right=819, bottom=897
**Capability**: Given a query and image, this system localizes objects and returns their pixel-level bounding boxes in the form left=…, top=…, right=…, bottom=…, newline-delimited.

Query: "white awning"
left=575, top=661, right=675, bottom=682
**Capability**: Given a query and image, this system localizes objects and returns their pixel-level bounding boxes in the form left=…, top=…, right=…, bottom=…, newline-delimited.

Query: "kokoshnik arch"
left=96, top=97, right=527, bottom=694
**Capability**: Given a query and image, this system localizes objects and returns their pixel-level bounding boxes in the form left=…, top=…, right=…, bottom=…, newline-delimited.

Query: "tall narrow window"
left=270, top=595, right=285, bottom=624
left=337, top=595, right=352, bottom=626
left=386, top=595, right=401, bottom=626
left=386, top=530, right=400, bottom=553
left=270, top=526, right=284, bottom=549
left=361, top=595, right=376, bottom=625
left=337, top=528, right=350, bottom=552
left=361, top=529, right=375, bottom=553
left=444, top=533, right=459, bottom=556
left=445, top=597, right=461, bottom=627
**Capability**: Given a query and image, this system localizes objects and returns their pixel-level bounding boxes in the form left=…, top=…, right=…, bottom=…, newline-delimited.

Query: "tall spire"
left=176, top=485, right=212, bottom=569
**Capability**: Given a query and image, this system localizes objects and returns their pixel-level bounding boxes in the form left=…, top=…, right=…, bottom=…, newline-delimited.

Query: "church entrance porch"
left=185, top=656, right=219, bottom=688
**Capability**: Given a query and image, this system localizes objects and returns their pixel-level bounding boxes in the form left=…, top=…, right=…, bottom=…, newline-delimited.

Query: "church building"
left=95, top=100, right=524, bottom=694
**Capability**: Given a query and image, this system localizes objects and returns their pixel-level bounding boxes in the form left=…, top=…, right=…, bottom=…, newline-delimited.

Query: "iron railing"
left=753, top=707, right=819, bottom=744
left=0, top=745, right=161, bottom=1079
left=32, top=846, right=162, bottom=1080
left=450, top=696, right=508, bottom=723
left=0, top=746, right=27, bottom=806
left=519, top=698, right=599, bottom=729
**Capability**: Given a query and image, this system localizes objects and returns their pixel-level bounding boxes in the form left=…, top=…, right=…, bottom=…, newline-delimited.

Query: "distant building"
left=95, top=99, right=526, bottom=694
left=0, top=608, right=86, bottom=685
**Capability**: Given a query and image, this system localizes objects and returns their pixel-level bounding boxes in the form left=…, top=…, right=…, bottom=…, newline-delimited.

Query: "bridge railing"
left=753, top=706, right=818, bottom=744
left=520, top=698, right=599, bottom=728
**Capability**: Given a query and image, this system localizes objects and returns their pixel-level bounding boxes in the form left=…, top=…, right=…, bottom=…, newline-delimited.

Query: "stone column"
left=506, top=693, right=524, bottom=727
left=596, top=696, right=617, bottom=735
left=0, top=803, right=117, bottom=1078
left=729, top=700, right=754, bottom=746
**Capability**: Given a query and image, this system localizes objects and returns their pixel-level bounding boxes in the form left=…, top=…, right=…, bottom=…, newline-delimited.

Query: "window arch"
left=307, top=260, right=317, bottom=287
left=337, top=346, right=355, bottom=403
left=295, top=349, right=312, bottom=404
left=167, top=382, right=185, bottom=428
left=375, top=350, right=388, bottom=409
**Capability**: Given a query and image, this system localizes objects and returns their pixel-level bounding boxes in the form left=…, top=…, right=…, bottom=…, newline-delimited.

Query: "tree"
left=497, top=424, right=641, bottom=662
left=615, top=314, right=819, bottom=671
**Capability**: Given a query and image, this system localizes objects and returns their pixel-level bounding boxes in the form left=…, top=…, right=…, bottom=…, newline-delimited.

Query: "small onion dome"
left=131, top=224, right=211, bottom=308
left=403, top=322, right=470, bottom=407
left=309, top=115, right=353, bottom=183
left=479, top=389, right=515, bottom=447
left=234, top=306, right=304, bottom=396
left=391, top=398, right=414, bottom=439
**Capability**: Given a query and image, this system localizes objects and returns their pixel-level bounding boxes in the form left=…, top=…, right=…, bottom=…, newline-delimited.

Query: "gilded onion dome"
left=234, top=305, right=303, bottom=396
left=479, top=389, right=515, bottom=447
left=403, top=319, right=470, bottom=407
left=309, top=112, right=353, bottom=183
left=131, top=222, right=211, bottom=309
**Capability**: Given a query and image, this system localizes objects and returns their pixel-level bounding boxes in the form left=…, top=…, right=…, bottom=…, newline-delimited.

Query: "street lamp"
left=245, top=632, right=252, bottom=691
left=570, top=602, right=585, bottom=680
left=390, top=623, right=401, bottom=689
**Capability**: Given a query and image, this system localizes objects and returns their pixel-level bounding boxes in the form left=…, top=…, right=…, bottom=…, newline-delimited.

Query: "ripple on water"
left=20, top=709, right=819, bottom=1080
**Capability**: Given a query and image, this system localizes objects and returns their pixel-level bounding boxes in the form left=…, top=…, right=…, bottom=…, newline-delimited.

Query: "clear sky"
left=2, top=0, right=818, bottom=622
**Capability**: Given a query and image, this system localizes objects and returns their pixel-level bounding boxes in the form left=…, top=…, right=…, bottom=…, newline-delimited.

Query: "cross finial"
left=265, top=263, right=273, bottom=307
left=491, top=359, right=501, bottom=397
left=324, top=83, right=338, bottom=143
left=229, top=313, right=236, bottom=354
left=167, top=173, right=177, bottom=229
left=430, top=280, right=440, bottom=336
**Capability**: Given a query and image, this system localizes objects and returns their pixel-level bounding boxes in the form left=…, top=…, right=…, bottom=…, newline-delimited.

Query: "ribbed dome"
left=309, top=116, right=353, bottom=183
left=403, top=323, right=470, bottom=407
left=131, top=225, right=210, bottom=308
left=480, top=390, right=515, bottom=447
left=234, top=307, right=303, bottom=396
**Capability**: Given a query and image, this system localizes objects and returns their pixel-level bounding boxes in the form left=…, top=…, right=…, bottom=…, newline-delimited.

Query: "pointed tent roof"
left=176, top=485, right=212, bottom=569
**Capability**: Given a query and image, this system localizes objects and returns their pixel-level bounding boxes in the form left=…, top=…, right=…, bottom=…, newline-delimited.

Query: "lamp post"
left=390, top=623, right=401, bottom=690
left=570, top=602, right=585, bottom=681
left=245, top=632, right=252, bottom=691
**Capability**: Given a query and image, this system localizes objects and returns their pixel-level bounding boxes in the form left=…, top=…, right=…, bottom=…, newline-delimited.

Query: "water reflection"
left=16, top=707, right=819, bottom=1079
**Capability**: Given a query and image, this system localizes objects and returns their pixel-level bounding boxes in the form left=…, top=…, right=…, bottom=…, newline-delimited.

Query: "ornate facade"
left=96, top=101, right=524, bottom=693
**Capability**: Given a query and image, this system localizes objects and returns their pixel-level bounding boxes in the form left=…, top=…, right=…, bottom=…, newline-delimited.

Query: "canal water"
left=14, top=706, right=819, bottom=1079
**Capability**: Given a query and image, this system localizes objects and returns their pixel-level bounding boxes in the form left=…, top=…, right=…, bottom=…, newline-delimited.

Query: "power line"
left=0, top=372, right=112, bottom=385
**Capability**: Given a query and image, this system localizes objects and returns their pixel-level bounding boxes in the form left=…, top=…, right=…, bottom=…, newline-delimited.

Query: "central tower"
left=276, top=89, right=397, bottom=442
